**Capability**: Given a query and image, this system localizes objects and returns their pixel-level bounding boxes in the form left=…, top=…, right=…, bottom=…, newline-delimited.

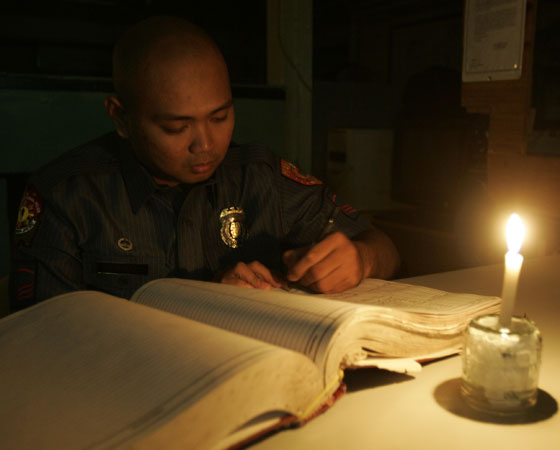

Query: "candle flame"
left=506, top=213, right=525, bottom=254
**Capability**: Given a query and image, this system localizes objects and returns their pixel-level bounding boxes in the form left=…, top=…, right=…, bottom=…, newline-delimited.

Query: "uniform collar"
left=115, top=134, right=219, bottom=213
left=116, top=136, right=159, bottom=214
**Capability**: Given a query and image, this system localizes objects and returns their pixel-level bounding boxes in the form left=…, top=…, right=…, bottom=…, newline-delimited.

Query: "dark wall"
left=0, top=1, right=272, bottom=279
left=0, top=1, right=266, bottom=84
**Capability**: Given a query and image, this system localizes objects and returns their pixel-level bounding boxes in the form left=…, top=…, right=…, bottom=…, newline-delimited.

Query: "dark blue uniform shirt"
left=11, top=132, right=370, bottom=310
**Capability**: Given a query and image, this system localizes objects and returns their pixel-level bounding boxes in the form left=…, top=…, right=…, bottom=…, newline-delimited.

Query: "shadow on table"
left=344, top=367, right=415, bottom=393
left=434, top=378, right=557, bottom=424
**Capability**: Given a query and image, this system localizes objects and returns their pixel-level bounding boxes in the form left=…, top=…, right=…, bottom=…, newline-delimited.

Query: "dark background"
left=1, top=0, right=559, bottom=281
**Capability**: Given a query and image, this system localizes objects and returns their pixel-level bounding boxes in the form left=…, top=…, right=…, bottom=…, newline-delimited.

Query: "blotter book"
left=0, top=278, right=500, bottom=449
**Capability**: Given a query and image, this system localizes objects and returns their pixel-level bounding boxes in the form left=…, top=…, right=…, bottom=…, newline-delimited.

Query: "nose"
left=189, top=122, right=212, bottom=154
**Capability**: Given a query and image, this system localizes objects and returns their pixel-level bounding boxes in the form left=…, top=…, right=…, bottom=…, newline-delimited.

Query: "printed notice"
left=462, top=0, right=527, bottom=82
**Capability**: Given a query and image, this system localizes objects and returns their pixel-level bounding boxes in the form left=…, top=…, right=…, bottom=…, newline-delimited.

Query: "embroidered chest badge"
left=14, top=187, right=43, bottom=244
left=219, top=206, right=247, bottom=248
left=281, top=159, right=323, bottom=186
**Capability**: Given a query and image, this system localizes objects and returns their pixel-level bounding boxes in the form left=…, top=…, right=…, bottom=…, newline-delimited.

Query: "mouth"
left=190, top=161, right=214, bottom=174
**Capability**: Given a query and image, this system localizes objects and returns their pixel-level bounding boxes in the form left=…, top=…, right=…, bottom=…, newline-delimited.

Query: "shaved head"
left=113, top=16, right=227, bottom=109
left=105, top=15, right=235, bottom=186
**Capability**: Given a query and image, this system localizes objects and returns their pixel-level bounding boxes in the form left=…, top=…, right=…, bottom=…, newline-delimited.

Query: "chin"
left=181, top=171, right=215, bottom=185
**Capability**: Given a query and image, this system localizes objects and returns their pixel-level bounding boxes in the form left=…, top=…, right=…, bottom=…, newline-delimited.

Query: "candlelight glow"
left=500, top=213, right=525, bottom=328
left=506, top=213, right=525, bottom=254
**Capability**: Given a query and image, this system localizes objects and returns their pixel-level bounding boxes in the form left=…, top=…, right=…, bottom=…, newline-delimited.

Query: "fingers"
left=302, top=251, right=361, bottom=293
left=283, top=232, right=345, bottom=282
left=283, top=232, right=364, bottom=293
left=282, top=246, right=309, bottom=270
left=220, top=261, right=285, bottom=290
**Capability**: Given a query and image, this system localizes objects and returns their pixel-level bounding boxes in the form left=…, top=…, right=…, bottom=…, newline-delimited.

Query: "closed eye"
left=162, top=126, right=187, bottom=134
left=211, top=114, right=228, bottom=123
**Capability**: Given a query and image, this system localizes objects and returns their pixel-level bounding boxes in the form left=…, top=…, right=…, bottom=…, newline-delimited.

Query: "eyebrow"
left=152, top=99, right=234, bottom=121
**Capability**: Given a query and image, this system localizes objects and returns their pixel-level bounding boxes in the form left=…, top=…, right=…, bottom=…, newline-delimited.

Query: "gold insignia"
left=219, top=206, right=247, bottom=248
left=117, top=237, right=133, bottom=251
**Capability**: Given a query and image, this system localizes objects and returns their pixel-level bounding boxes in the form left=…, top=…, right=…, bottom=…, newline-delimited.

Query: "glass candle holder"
left=461, top=314, right=542, bottom=414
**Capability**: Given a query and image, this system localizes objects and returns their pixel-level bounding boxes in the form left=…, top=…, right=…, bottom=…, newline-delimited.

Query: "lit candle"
left=499, top=213, right=525, bottom=329
left=462, top=214, right=541, bottom=414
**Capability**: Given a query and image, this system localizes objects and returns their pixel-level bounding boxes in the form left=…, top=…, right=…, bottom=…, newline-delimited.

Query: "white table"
left=253, top=254, right=560, bottom=450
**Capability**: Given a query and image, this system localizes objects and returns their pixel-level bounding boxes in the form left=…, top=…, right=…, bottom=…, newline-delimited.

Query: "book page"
left=132, top=279, right=364, bottom=380
left=313, top=278, right=501, bottom=315
left=131, top=278, right=500, bottom=376
left=0, top=291, right=321, bottom=450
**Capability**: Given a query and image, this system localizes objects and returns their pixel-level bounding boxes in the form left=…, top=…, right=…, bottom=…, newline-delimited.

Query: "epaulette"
left=29, top=132, right=121, bottom=194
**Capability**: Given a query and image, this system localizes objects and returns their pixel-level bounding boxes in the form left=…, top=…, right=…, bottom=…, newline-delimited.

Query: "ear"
left=104, top=95, right=130, bottom=139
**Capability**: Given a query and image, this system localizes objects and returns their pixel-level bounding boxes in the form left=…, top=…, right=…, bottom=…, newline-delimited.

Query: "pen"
left=314, top=206, right=340, bottom=245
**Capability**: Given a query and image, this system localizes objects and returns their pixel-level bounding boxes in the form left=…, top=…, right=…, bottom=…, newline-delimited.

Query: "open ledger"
left=0, top=278, right=500, bottom=450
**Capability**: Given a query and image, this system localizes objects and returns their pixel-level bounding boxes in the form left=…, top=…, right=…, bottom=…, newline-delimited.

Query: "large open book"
left=0, top=278, right=500, bottom=450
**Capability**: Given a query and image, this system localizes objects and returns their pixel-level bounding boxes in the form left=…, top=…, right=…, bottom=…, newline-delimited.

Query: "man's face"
left=125, top=50, right=235, bottom=185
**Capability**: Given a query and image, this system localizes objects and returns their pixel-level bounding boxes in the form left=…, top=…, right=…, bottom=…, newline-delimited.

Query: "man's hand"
left=282, top=232, right=365, bottom=294
left=218, top=261, right=285, bottom=290
left=282, top=227, right=401, bottom=294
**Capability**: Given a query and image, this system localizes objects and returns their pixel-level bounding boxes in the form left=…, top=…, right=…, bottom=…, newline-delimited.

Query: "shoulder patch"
left=14, top=186, right=43, bottom=245
left=281, top=159, right=323, bottom=186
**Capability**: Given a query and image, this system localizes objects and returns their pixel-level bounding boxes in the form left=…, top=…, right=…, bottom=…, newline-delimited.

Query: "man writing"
left=11, top=16, right=400, bottom=311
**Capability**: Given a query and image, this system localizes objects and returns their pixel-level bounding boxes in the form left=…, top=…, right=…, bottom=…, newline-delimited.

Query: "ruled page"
left=314, top=279, right=501, bottom=316
left=132, top=278, right=365, bottom=372
left=0, top=291, right=319, bottom=450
